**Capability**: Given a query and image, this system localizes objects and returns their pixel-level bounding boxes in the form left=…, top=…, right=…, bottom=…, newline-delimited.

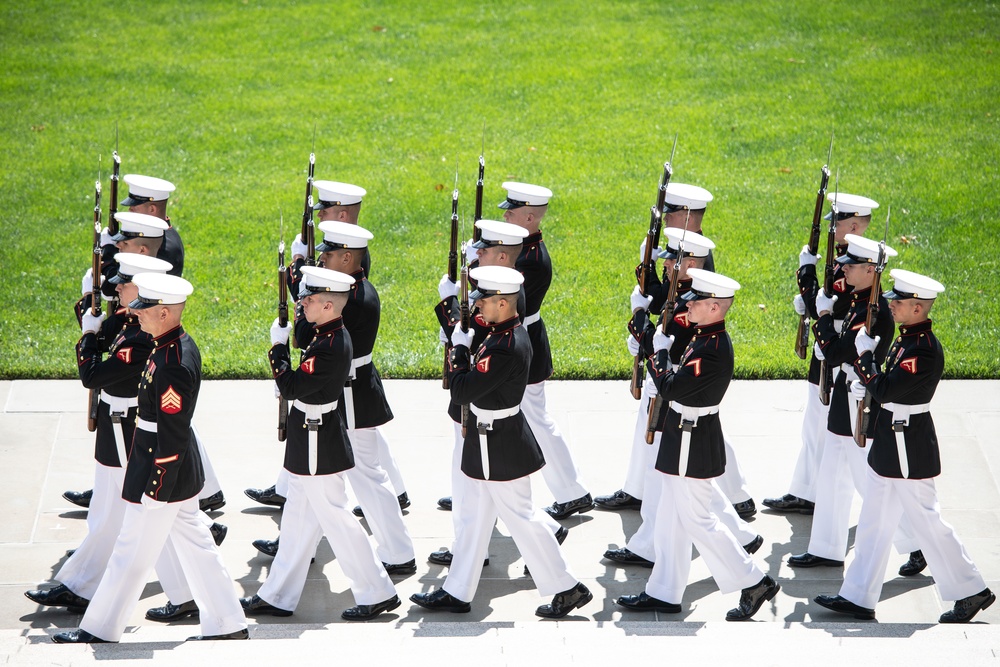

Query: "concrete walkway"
left=2, top=379, right=999, bottom=664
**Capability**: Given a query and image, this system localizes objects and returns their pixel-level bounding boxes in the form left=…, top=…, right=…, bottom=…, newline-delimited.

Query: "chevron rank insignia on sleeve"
left=160, top=385, right=182, bottom=414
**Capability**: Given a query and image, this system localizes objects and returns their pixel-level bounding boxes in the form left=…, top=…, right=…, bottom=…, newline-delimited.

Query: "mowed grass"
left=1, top=1, right=998, bottom=379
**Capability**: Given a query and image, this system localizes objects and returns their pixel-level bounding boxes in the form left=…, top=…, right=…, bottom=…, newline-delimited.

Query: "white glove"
left=81, top=310, right=106, bottom=334
left=439, top=327, right=449, bottom=346
left=799, top=245, right=820, bottom=268
left=291, top=233, right=308, bottom=259
left=854, top=328, right=881, bottom=357
left=270, top=317, right=292, bottom=346
left=141, top=493, right=167, bottom=509
left=849, top=381, right=868, bottom=401
left=438, top=274, right=459, bottom=300
left=81, top=267, right=97, bottom=296
left=630, top=285, right=652, bottom=312
left=815, top=291, right=838, bottom=315
left=793, top=293, right=807, bottom=316
left=451, top=323, right=474, bottom=349
left=626, top=335, right=640, bottom=357
left=638, top=238, right=663, bottom=263
left=100, top=226, right=114, bottom=248
left=653, top=330, right=675, bottom=354
left=813, top=341, right=826, bottom=361
left=464, top=238, right=478, bottom=264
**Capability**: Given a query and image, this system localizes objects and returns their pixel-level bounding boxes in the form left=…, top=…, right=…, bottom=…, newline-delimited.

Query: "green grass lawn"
left=2, top=0, right=998, bottom=379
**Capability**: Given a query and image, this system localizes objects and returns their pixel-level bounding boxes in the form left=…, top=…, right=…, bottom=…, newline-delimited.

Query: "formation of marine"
left=24, top=144, right=993, bottom=643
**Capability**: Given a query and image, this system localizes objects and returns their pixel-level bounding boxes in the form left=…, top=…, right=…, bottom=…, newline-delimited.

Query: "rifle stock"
left=796, top=138, right=833, bottom=360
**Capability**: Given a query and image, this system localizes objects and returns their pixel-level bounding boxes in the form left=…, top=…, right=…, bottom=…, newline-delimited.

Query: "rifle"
left=277, top=212, right=289, bottom=442
left=854, top=207, right=890, bottom=447
left=796, top=134, right=833, bottom=359
left=443, top=172, right=459, bottom=389
left=632, top=138, right=678, bottom=399
left=645, top=210, right=690, bottom=444
left=459, top=250, right=471, bottom=437
left=87, top=163, right=103, bottom=432
left=301, top=131, right=317, bottom=266
left=817, top=171, right=839, bottom=406
left=473, top=124, right=485, bottom=239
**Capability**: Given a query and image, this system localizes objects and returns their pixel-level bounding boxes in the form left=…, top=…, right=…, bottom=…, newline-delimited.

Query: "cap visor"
left=823, top=211, right=833, bottom=221
left=127, top=297, right=157, bottom=310
left=497, top=200, right=523, bottom=210
left=119, top=196, right=144, bottom=207
left=108, top=275, right=125, bottom=285
left=471, top=239, right=489, bottom=250
left=312, top=201, right=332, bottom=210
left=834, top=255, right=859, bottom=265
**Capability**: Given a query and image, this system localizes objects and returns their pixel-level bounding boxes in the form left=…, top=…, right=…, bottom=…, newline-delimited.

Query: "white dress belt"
left=291, top=399, right=340, bottom=475
left=137, top=417, right=157, bottom=433
left=101, top=394, right=137, bottom=467
left=343, top=354, right=374, bottom=431
left=469, top=403, right=522, bottom=481
left=523, top=311, right=541, bottom=326
left=668, top=401, right=721, bottom=478
left=882, top=402, right=931, bottom=479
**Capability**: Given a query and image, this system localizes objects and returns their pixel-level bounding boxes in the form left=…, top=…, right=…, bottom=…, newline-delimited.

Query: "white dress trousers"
left=375, top=425, right=407, bottom=496
left=628, top=466, right=757, bottom=562
left=840, top=468, right=986, bottom=609
left=444, top=474, right=578, bottom=602
left=788, top=381, right=830, bottom=501
left=57, top=463, right=193, bottom=605
left=646, top=473, right=765, bottom=604
left=79, top=496, right=246, bottom=642
left=344, top=427, right=415, bottom=564
left=257, top=471, right=395, bottom=611
left=808, top=430, right=918, bottom=560
left=521, top=381, right=589, bottom=503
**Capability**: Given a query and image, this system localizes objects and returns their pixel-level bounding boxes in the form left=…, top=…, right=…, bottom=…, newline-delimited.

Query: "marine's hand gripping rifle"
left=854, top=209, right=890, bottom=447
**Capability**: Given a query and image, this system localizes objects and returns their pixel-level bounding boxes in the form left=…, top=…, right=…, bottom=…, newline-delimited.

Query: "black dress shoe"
left=814, top=594, right=876, bottom=620
left=210, top=522, right=228, bottom=547
left=383, top=559, right=417, bottom=575
left=544, top=494, right=595, bottom=520
left=762, top=493, right=814, bottom=515
left=615, top=592, right=682, bottom=613
left=733, top=499, right=757, bottom=519
left=62, top=489, right=93, bottom=509
left=437, top=496, right=453, bottom=511
left=25, top=583, right=89, bottom=610
left=244, top=485, right=286, bottom=508
left=940, top=588, right=995, bottom=623
left=787, top=552, right=844, bottom=568
left=743, top=535, right=764, bottom=555
left=199, top=490, right=226, bottom=513
left=899, top=550, right=927, bottom=577
left=603, top=548, right=654, bottom=568
left=188, top=628, right=249, bottom=640
left=726, top=575, right=780, bottom=621
left=146, top=599, right=199, bottom=622
left=342, top=595, right=401, bottom=621
left=536, top=582, right=592, bottom=618
left=410, top=588, right=471, bottom=613
left=253, top=538, right=279, bottom=558
left=52, top=629, right=110, bottom=644
left=594, top=489, right=642, bottom=511
left=240, top=594, right=293, bottom=617
left=427, top=550, right=489, bottom=567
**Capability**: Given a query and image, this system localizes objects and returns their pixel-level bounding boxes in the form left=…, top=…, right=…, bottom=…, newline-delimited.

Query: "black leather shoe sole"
left=814, top=594, right=876, bottom=620
left=409, top=592, right=472, bottom=613
left=593, top=491, right=642, bottom=511
left=199, top=491, right=226, bottom=513
left=544, top=494, right=595, bottom=520
left=603, top=549, right=654, bottom=568
left=437, top=497, right=453, bottom=511
left=727, top=578, right=780, bottom=621
left=615, top=594, right=681, bottom=613
left=383, top=559, right=417, bottom=575
left=146, top=601, right=200, bottom=622
left=761, top=494, right=814, bottom=515
left=787, top=553, right=843, bottom=568
left=188, top=628, right=249, bottom=640
left=743, top=535, right=764, bottom=555
left=536, top=584, right=593, bottom=618
left=62, top=490, right=92, bottom=509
